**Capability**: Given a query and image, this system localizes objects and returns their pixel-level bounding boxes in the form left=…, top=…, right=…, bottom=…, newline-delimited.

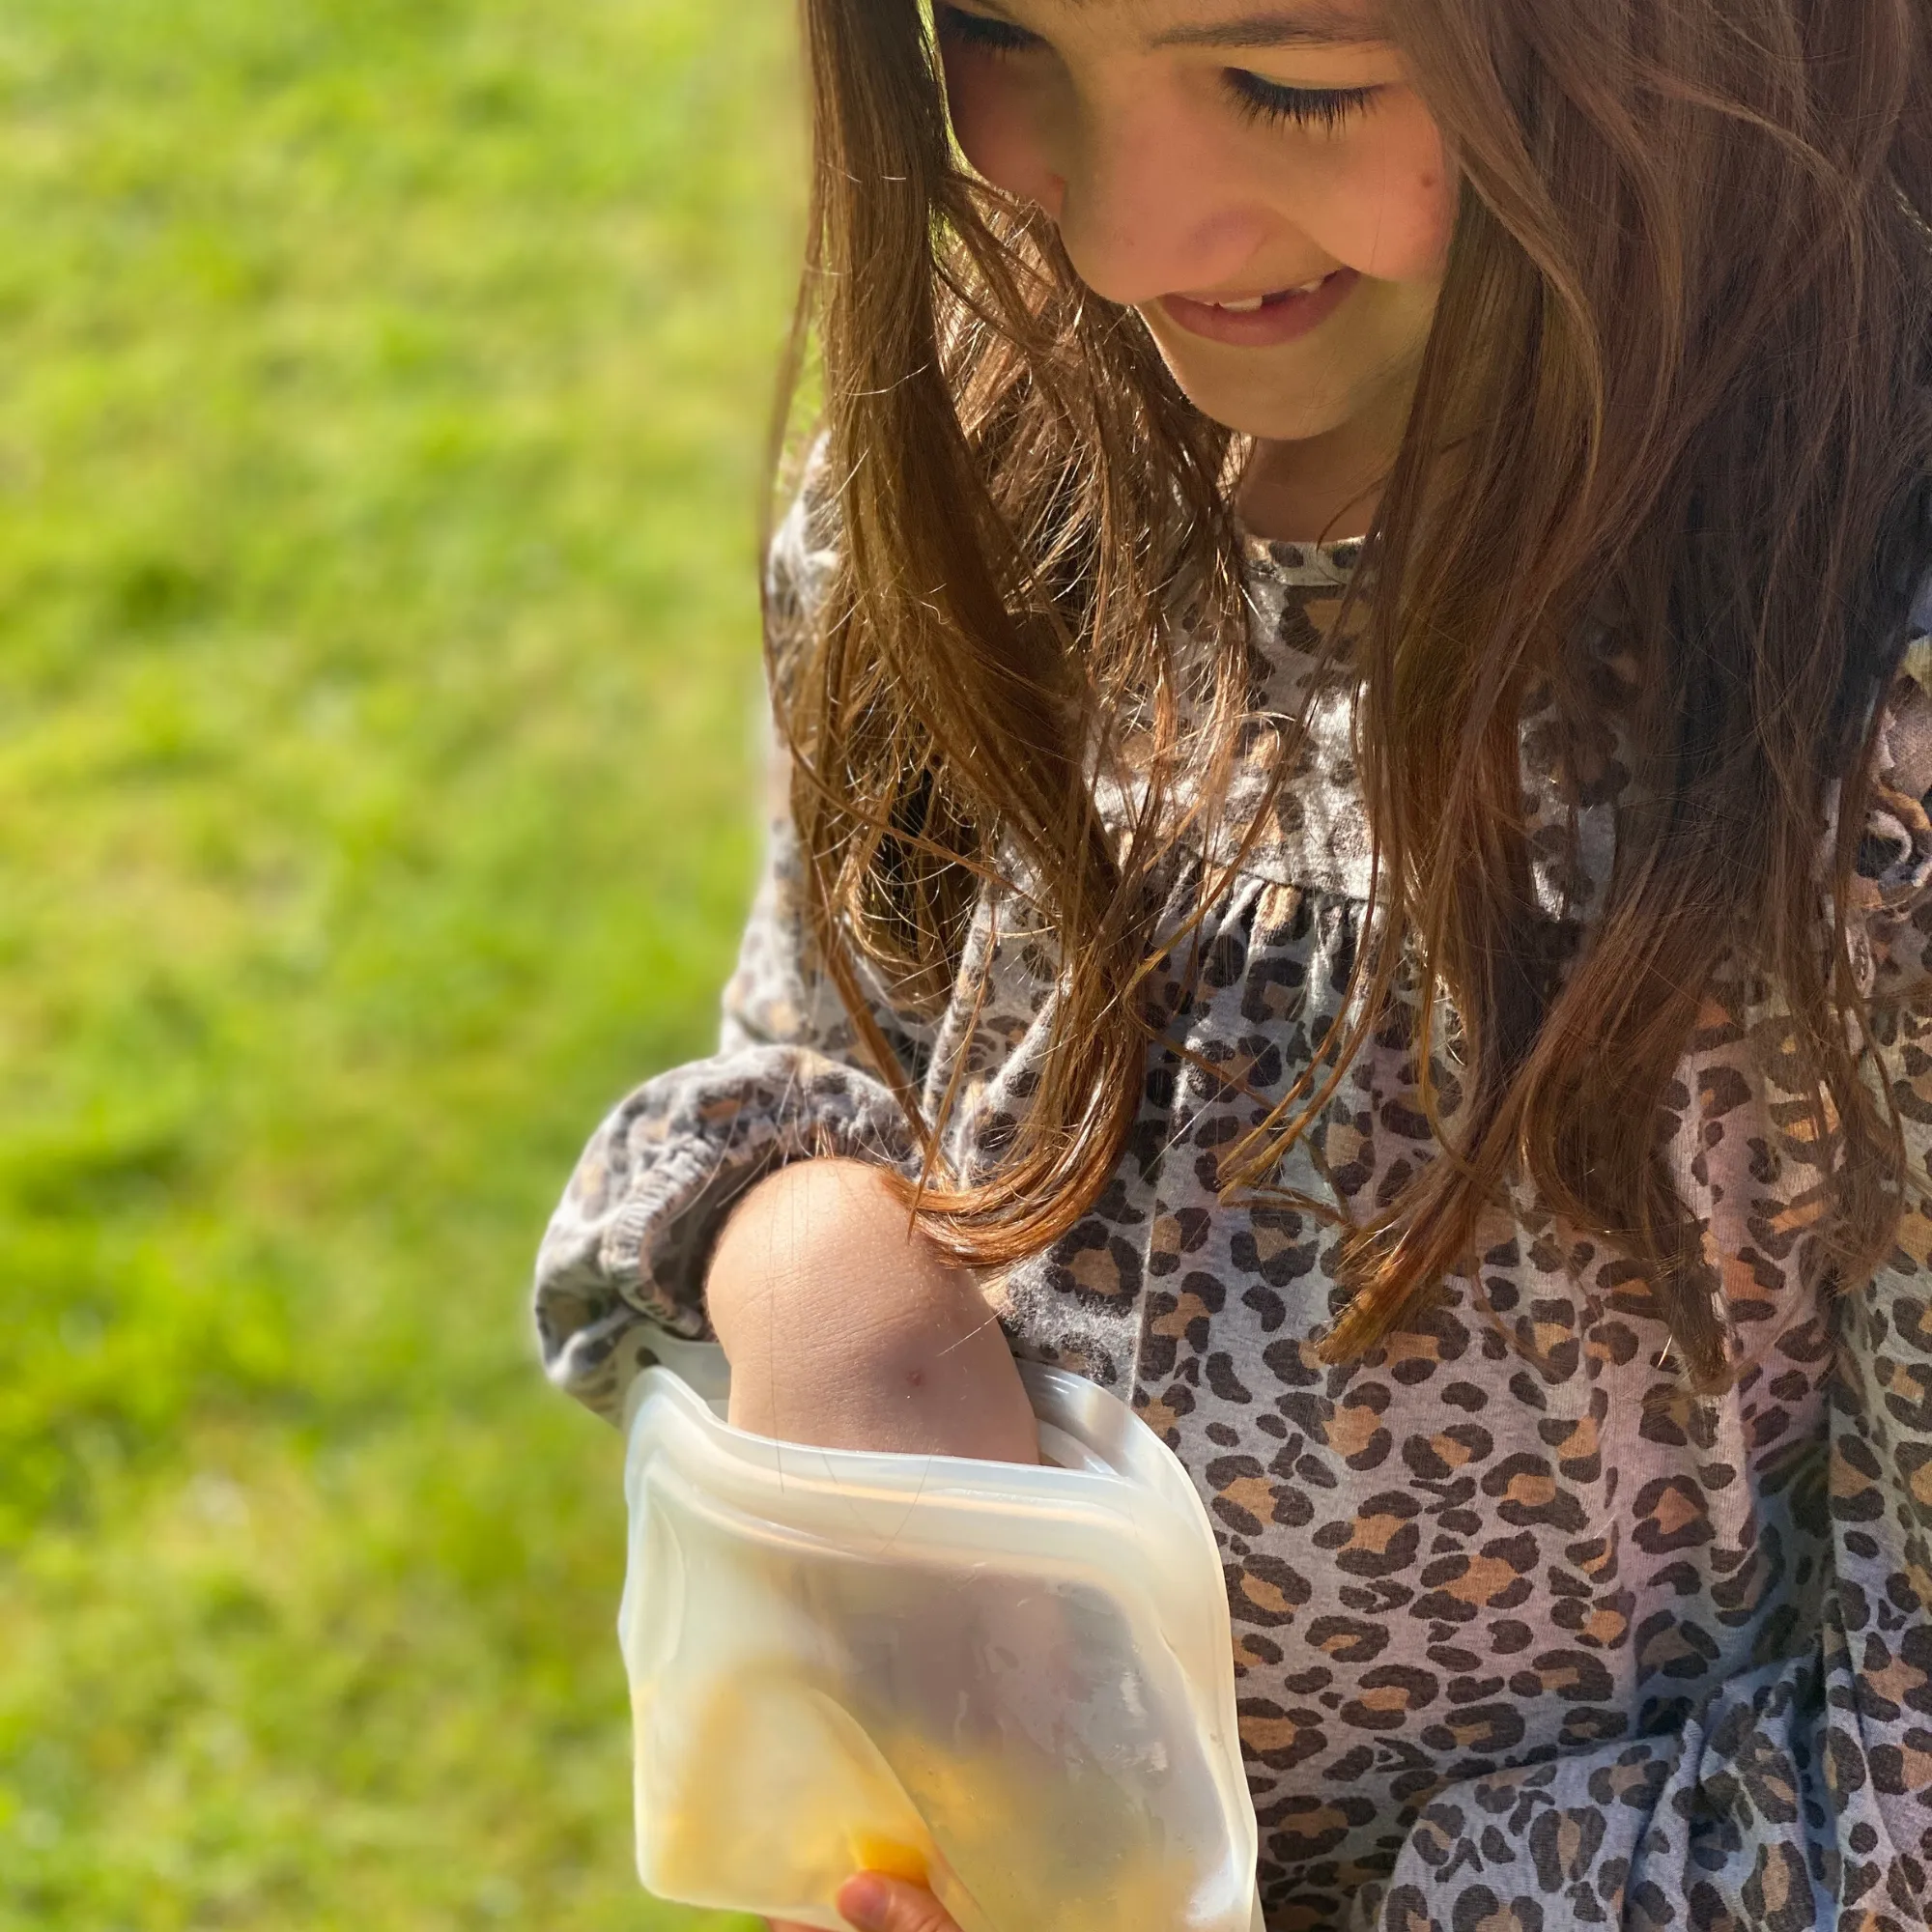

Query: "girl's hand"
left=836, top=1873, right=961, bottom=1932
left=707, top=1157, right=1039, bottom=1465
left=721, top=1160, right=1026, bottom=1932
left=771, top=1872, right=962, bottom=1932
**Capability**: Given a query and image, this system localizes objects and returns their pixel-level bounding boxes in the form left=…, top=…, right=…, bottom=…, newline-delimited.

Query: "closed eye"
left=934, top=3, right=1039, bottom=54
left=1225, top=71, right=1381, bottom=132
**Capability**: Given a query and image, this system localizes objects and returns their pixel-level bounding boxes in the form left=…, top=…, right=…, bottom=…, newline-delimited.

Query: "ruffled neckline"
left=1236, top=526, right=1364, bottom=586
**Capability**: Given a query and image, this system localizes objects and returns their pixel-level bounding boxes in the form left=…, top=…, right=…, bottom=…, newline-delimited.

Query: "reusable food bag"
left=619, top=1337, right=1261, bottom=1932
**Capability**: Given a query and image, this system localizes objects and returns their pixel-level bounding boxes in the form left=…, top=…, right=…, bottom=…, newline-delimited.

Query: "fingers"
left=837, top=1872, right=962, bottom=1932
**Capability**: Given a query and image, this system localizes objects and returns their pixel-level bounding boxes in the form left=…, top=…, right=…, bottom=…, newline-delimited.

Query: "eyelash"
left=934, top=5, right=1036, bottom=53
left=1224, top=71, right=1381, bottom=132
left=934, top=7, right=1380, bottom=136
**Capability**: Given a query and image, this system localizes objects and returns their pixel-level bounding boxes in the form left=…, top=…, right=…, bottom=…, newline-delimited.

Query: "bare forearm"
left=707, top=1158, right=1038, bottom=1464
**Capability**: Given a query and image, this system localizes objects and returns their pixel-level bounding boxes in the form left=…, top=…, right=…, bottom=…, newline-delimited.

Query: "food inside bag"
left=619, top=1340, right=1261, bottom=1932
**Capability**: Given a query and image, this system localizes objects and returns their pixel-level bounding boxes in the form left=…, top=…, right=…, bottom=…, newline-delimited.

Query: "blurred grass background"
left=0, top=0, right=799, bottom=1924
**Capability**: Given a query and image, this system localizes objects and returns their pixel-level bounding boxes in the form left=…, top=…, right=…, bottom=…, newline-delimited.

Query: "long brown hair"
left=771, top=0, right=1932, bottom=1385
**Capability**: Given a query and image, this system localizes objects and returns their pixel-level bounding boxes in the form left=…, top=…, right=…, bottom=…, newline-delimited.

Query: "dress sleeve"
left=1350, top=601, right=1932, bottom=1932
left=532, top=495, right=933, bottom=1423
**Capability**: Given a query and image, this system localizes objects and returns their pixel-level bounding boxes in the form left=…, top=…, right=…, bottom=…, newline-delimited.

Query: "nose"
left=1045, top=92, right=1274, bottom=308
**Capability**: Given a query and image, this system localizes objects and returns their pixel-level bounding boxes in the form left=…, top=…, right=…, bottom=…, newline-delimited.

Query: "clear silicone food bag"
left=618, top=1335, right=1262, bottom=1932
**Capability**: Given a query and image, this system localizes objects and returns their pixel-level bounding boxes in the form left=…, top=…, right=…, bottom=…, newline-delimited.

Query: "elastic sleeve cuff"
left=534, top=1043, right=919, bottom=1421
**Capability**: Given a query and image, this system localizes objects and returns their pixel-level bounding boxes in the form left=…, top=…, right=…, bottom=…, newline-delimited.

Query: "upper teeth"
left=1209, top=275, right=1330, bottom=312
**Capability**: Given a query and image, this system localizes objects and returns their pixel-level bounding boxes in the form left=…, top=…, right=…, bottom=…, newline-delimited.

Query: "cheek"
left=940, top=49, right=1051, bottom=203
left=1297, top=104, right=1456, bottom=284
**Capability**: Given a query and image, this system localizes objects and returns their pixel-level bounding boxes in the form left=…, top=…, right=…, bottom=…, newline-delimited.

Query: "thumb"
left=836, top=1873, right=960, bottom=1932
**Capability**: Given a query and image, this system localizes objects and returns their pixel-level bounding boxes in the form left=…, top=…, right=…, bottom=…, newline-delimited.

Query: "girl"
left=537, top=0, right=1932, bottom=1926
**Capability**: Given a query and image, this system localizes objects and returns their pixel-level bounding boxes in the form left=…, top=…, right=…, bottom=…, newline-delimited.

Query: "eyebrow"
left=1144, top=9, right=1390, bottom=48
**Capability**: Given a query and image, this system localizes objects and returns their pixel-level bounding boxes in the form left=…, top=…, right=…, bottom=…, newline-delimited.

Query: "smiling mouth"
left=1156, top=269, right=1360, bottom=348
left=1182, top=273, right=1338, bottom=312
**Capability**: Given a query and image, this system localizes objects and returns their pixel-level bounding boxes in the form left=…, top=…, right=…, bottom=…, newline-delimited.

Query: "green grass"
left=0, top=1, right=799, bottom=1923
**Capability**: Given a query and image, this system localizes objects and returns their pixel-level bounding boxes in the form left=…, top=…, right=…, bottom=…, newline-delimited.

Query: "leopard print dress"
left=536, top=504, right=1932, bottom=1932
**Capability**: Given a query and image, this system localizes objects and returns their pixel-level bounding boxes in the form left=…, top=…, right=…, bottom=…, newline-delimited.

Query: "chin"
left=1138, top=330, right=1362, bottom=442
left=1173, top=375, right=1361, bottom=443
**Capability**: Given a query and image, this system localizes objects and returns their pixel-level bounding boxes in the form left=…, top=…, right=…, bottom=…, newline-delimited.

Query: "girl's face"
left=936, top=0, right=1454, bottom=450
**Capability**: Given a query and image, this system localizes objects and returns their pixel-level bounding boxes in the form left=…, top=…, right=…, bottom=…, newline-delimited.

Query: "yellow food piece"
left=641, top=1673, right=944, bottom=1909
left=849, top=1833, right=929, bottom=1887
left=642, top=1675, right=1213, bottom=1932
